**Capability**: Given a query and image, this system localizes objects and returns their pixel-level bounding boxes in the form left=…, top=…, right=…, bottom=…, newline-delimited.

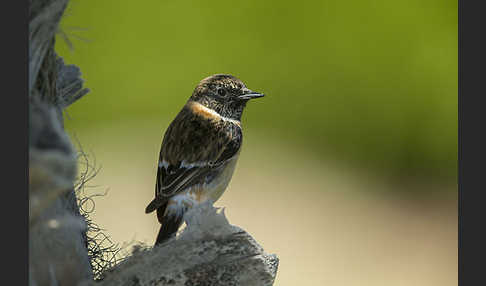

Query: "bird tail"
left=155, top=213, right=184, bottom=245
left=145, top=197, right=165, bottom=214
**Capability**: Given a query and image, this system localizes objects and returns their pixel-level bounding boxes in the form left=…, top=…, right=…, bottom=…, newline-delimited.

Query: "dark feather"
left=155, top=213, right=184, bottom=245
left=156, top=201, right=168, bottom=223
left=145, top=197, right=163, bottom=214
left=158, top=165, right=201, bottom=196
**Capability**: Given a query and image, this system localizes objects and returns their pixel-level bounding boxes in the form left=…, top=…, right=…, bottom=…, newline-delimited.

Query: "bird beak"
left=238, top=90, right=265, bottom=100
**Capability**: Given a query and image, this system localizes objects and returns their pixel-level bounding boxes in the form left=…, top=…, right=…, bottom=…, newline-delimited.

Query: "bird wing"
left=156, top=162, right=210, bottom=197
left=145, top=108, right=242, bottom=214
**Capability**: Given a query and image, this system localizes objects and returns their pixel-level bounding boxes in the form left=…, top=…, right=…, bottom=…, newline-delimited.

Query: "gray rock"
left=96, top=203, right=279, bottom=286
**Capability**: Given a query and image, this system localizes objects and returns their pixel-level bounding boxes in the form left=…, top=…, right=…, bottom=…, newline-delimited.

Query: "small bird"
left=145, top=74, right=264, bottom=245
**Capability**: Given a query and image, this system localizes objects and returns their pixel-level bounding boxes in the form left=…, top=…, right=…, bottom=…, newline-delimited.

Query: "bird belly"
left=204, top=156, right=238, bottom=202
left=164, top=156, right=239, bottom=217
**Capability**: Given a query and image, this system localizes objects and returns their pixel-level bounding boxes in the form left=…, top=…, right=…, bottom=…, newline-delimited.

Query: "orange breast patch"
left=188, top=101, right=221, bottom=121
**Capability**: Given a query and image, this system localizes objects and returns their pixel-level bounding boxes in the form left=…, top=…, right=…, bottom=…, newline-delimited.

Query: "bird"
left=145, top=74, right=265, bottom=245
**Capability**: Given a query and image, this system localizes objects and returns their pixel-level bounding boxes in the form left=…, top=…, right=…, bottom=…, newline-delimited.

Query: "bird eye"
left=217, top=88, right=226, bottom=97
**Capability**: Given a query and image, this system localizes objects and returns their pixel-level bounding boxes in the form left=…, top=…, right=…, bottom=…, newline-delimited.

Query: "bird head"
left=189, top=74, right=264, bottom=120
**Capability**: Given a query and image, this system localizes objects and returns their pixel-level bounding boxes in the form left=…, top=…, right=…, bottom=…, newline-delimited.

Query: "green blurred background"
left=56, top=0, right=457, bottom=285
